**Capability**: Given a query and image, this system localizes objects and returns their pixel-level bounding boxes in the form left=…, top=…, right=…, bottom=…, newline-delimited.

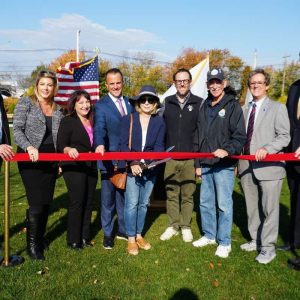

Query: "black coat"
left=163, top=93, right=202, bottom=152
left=57, top=114, right=97, bottom=170
left=194, top=93, right=246, bottom=167
left=0, top=94, right=11, bottom=145
left=286, top=79, right=300, bottom=173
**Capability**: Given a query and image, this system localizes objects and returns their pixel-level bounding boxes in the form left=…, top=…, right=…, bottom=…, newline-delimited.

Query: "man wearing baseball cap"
left=193, top=68, right=246, bottom=258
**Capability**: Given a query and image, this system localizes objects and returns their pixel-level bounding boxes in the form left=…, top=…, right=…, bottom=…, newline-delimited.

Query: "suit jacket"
left=13, top=97, right=63, bottom=151
left=238, top=97, right=290, bottom=180
left=57, top=114, right=96, bottom=169
left=0, top=94, right=11, bottom=145
left=93, top=94, right=134, bottom=172
left=286, top=79, right=300, bottom=173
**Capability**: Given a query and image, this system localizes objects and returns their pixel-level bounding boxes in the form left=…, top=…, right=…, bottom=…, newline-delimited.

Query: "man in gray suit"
left=238, top=69, right=290, bottom=264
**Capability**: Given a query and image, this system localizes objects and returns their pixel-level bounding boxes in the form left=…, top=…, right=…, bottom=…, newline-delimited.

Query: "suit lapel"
left=254, top=97, right=270, bottom=131
left=106, top=96, right=122, bottom=118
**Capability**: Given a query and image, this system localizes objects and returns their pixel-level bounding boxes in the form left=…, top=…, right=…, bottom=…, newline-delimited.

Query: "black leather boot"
left=26, top=210, right=45, bottom=260
left=40, top=207, right=49, bottom=251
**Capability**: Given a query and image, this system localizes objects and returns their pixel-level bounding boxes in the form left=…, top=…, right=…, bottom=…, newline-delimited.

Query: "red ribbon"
left=8, top=152, right=299, bottom=162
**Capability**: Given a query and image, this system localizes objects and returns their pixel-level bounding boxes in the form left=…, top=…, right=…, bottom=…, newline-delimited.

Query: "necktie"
left=116, top=98, right=125, bottom=117
left=244, top=103, right=256, bottom=154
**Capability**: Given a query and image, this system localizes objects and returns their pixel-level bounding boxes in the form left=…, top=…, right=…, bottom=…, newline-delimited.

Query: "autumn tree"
left=167, top=48, right=245, bottom=97
left=48, top=50, right=86, bottom=71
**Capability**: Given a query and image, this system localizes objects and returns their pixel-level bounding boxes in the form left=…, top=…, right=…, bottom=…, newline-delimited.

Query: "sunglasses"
left=138, top=96, right=157, bottom=105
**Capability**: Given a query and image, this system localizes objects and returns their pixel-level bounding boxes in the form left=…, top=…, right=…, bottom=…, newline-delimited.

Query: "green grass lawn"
left=1, top=160, right=300, bottom=300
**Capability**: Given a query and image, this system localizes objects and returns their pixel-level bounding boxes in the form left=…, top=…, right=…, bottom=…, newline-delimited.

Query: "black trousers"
left=17, top=144, right=58, bottom=207
left=62, top=166, right=98, bottom=244
left=287, top=167, right=300, bottom=247
left=18, top=161, right=58, bottom=206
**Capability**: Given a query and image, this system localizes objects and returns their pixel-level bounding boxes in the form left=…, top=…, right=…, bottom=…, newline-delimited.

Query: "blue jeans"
left=200, top=165, right=235, bottom=246
left=124, top=174, right=156, bottom=237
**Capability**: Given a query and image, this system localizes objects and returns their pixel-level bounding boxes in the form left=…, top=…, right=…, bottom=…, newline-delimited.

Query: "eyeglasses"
left=249, top=81, right=265, bottom=87
left=174, top=79, right=190, bottom=85
left=139, top=96, right=157, bottom=104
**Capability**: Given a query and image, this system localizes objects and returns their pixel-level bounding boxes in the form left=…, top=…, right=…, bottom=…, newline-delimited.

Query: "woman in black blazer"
left=57, top=90, right=98, bottom=250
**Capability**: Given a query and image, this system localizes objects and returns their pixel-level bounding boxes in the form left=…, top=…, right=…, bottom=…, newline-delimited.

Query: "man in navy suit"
left=94, top=68, right=134, bottom=249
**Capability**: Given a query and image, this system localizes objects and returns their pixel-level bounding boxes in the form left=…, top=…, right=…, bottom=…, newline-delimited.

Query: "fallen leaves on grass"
left=37, top=267, right=49, bottom=275
left=212, top=279, right=220, bottom=287
left=209, top=262, right=214, bottom=269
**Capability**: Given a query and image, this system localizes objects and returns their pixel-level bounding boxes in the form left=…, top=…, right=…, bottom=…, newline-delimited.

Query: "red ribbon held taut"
left=8, top=152, right=299, bottom=162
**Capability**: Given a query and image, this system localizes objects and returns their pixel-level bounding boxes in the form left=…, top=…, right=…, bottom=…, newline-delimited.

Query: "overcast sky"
left=1, top=0, right=300, bottom=76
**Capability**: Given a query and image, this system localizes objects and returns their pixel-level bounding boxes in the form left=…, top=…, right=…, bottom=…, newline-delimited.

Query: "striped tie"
left=244, top=103, right=256, bottom=154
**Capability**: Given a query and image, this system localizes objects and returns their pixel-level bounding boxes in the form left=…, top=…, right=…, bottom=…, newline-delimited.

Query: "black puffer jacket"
left=194, top=93, right=246, bottom=167
left=163, top=93, right=202, bottom=152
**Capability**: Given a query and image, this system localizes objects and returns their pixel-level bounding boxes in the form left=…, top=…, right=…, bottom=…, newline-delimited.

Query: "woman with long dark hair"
left=57, top=90, right=98, bottom=250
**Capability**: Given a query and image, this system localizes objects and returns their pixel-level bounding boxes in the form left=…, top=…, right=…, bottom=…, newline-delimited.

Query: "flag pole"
left=0, top=161, right=24, bottom=267
left=76, top=29, right=81, bottom=62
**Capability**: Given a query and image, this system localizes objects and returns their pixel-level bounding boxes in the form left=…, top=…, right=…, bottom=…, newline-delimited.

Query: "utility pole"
left=76, top=29, right=81, bottom=62
left=281, top=55, right=290, bottom=97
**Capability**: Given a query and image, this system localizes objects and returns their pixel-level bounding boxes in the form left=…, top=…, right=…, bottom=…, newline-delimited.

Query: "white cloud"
left=0, top=14, right=168, bottom=75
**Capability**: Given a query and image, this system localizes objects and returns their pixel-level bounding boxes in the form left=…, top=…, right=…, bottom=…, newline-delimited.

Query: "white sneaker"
left=192, top=236, right=216, bottom=248
left=181, top=228, right=193, bottom=242
left=215, top=245, right=231, bottom=258
left=160, top=227, right=179, bottom=241
left=240, top=240, right=259, bottom=252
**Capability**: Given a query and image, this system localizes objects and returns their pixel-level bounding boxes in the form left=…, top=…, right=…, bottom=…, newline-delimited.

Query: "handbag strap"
left=128, top=113, right=133, bottom=150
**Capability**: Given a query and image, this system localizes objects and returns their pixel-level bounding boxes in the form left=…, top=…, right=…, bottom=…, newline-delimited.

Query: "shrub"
left=3, top=97, right=19, bottom=114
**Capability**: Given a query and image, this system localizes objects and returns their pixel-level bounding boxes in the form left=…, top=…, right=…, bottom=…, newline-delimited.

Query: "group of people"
left=0, top=66, right=299, bottom=268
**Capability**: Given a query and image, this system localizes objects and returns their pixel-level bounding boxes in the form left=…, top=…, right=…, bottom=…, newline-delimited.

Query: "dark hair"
left=67, top=90, right=92, bottom=117
left=173, top=68, right=192, bottom=81
left=248, top=68, right=271, bottom=87
left=105, top=68, right=123, bottom=81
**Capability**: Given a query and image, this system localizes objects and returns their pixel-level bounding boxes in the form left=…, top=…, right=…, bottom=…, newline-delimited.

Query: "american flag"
left=55, top=56, right=99, bottom=105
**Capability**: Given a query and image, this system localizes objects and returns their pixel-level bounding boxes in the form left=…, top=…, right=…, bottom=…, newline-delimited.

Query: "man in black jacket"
left=160, top=68, right=202, bottom=243
left=192, top=68, right=246, bottom=258
left=284, top=79, right=300, bottom=270
left=0, top=94, right=14, bottom=168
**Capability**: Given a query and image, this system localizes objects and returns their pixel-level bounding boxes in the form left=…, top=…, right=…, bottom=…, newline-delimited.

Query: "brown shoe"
left=136, top=237, right=151, bottom=250
left=127, top=241, right=139, bottom=255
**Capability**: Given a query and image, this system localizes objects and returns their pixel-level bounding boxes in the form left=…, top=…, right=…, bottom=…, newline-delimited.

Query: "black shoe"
left=277, top=244, right=293, bottom=251
left=103, top=236, right=114, bottom=249
left=288, top=257, right=300, bottom=271
left=82, top=239, right=93, bottom=247
left=67, top=243, right=83, bottom=250
left=116, top=232, right=128, bottom=241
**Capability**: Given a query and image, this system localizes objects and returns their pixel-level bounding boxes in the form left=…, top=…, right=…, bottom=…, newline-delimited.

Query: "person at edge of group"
left=283, top=79, right=300, bottom=270
left=238, top=68, right=290, bottom=264
left=0, top=93, right=14, bottom=166
left=120, top=85, right=165, bottom=255
left=192, top=68, right=246, bottom=258
left=160, top=68, right=203, bottom=243
left=13, top=70, right=64, bottom=260
left=57, top=90, right=98, bottom=250
left=93, top=68, right=134, bottom=249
